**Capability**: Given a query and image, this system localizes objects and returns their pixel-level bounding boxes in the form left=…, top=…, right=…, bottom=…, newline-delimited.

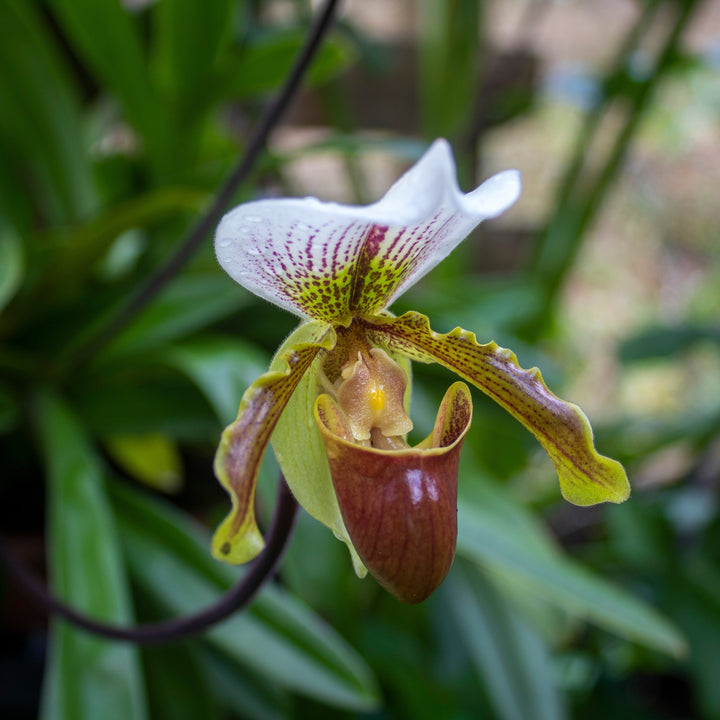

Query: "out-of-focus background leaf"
left=37, top=392, right=147, bottom=720
left=1, top=1, right=719, bottom=719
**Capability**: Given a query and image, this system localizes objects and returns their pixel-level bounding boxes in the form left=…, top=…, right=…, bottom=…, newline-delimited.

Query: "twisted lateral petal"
left=315, top=382, right=472, bottom=604
left=212, top=322, right=337, bottom=564
left=270, top=322, right=368, bottom=577
left=215, top=139, right=520, bottom=323
left=361, top=312, right=630, bottom=506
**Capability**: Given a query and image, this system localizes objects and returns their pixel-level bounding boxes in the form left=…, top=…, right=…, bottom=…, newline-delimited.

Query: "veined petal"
left=315, top=382, right=472, bottom=604
left=270, top=322, right=368, bottom=577
left=215, top=139, right=520, bottom=322
left=212, top=321, right=337, bottom=564
left=361, top=312, right=630, bottom=506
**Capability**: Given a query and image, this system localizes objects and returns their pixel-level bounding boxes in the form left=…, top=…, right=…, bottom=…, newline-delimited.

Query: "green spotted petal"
left=361, top=312, right=630, bottom=506
left=215, top=139, right=520, bottom=322
left=270, top=322, right=367, bottom=577
left=212, top=321, right=337, bottom=564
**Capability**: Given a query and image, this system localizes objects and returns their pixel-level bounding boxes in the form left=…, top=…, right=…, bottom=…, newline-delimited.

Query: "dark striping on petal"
left=360, top=312, right=630, bottom=507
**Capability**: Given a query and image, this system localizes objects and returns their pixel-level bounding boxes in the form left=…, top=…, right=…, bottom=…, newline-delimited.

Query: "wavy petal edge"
left=361, top=312, right=630, bottom=506
left=212, top=322, right=337, bottom=564
left=214, top=139, right=521, bottom=322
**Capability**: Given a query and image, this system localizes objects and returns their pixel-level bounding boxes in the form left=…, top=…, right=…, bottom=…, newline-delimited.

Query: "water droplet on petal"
left=245, top=215, right=262, bottom=223
left=218, top=237, right=232, bottom=247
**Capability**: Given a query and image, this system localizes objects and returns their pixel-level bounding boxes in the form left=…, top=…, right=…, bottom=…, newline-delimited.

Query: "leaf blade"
left=0, top=0, right=96, bottom=220
left=48, top=0, right=174, bottom=175
left=0, top=224, right=24, bottom=313
left=109, top=480, right=380, bottom=711
left=36, top=391, right=148, bottom=720
left=456, top=494, right=687, bottom=658
left=442, top=563, right=567, bottom=720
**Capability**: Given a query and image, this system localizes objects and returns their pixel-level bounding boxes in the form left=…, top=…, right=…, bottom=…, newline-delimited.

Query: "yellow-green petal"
left=271, top=322, right=368, bottom=577
left=361, top=312, right=630, bottom=506
left=212, top=321, right=337, bottom=564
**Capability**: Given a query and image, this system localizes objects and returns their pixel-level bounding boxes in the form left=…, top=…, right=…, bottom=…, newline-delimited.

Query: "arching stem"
left=0, top=476, right=298, bottom=645
left=63, top=0, right=341, bottom=370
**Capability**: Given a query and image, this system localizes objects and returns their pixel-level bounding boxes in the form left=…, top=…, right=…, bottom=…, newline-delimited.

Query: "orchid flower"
left=212, top=139, right=630, bottom=604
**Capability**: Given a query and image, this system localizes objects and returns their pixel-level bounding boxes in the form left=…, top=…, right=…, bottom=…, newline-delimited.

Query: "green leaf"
left=105, top=433, right=183, bottom=492
left=674, top=558, right=720, bottom=718
left=142, top=642, right=219, bottom=720
left=197, top=644, right=291, bottom=720
left=442, top=563, right=567, bottom=720
left=48, top=0, right=174, bottom=176
left=600, top=408, right=720, bottom=464
left=619, top=323, right=720, bottom=362
left=399, top=276, right=542, bottom=342
left=164, top=335, right=270, bottom=425
left=229, top=31, right=356, bottom=100
left=0, top=1, right=96, bottom=220
left=35, top=391, right=147, bottom=720
left=46, top=186, right=209, bottom=281
left=74, top=368, right=218, bottom=440
left=153, top=0, right=233, bottom=113
left=0, top=224, right=23, bottom=313
left=418, top=0, right=482, bottom=139
left=109, top=480, right=381, bottom=711
left=0, top=139, right=33, bottom=232
left=456, top=482, right=687, bottom=658
left=0, top=381, right=20, bottom=434
left=99, top=274, right=251, bottom=360
left=198, top=648, right=289, bottom=720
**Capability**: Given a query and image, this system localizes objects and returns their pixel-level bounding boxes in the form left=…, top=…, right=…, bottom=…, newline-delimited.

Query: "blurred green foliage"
left=1, top=1, right=718, bottom=719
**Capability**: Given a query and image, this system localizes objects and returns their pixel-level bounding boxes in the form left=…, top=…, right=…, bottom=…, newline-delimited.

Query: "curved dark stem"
left=0, top=477, right=298, bottom=645
left=65, top=0, right=341, bottom=370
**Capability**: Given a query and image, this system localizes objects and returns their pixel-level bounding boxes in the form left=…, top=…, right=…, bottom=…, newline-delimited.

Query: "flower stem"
left=63, top=0, right=341, bottom=371
left=0, top=476, right=298, bottom=645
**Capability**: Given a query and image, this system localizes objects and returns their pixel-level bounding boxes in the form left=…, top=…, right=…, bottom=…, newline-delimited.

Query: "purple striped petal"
left=215, top=139, right=520, bottom=322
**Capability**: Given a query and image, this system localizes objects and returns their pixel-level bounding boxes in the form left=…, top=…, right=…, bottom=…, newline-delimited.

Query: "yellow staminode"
left=369, top=383, right=385, bottom=413
left=336, top=348, right=412, bottom=443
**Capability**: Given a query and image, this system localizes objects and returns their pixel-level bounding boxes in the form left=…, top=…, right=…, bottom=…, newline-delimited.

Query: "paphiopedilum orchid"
left=212, top=139, right=630, bottom=604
